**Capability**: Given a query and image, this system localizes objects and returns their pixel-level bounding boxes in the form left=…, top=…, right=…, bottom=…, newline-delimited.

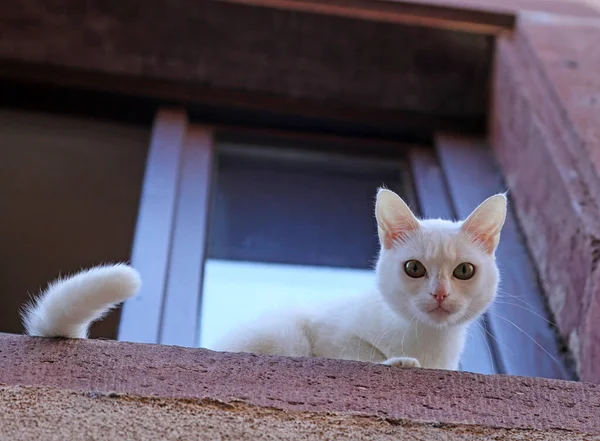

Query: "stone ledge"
left=0, top=384, right=591, bottom=441
left=0, top=334, right=598, bottom=436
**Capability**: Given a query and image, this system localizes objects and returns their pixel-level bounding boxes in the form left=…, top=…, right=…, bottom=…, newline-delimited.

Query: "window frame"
left=3, top=0, right=585, bottom=381
left=118, top=108, right=571, bottom=379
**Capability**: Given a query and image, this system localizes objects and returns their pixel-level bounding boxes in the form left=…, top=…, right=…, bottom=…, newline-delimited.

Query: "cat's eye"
left=453, top=262, right=475, bottom=280
left=404, top=260, right=426, bottom=278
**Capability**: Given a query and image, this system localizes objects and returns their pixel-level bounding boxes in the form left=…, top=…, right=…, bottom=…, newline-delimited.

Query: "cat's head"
left=374, top=189, right=507, bottom=328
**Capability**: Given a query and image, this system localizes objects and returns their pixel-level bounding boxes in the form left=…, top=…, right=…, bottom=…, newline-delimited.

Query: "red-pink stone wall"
left=491, top=12, right=600, bottom=382
left=0, top=334, right=599, bottom=434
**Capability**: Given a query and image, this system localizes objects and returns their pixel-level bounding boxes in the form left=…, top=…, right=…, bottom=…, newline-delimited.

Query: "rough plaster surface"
left=0, top=334, right=599, bottom=436
left=0, top=385, right=592, bottom=441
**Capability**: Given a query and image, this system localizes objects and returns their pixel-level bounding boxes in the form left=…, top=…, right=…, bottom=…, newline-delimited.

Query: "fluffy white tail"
left=22, top=264, right=141, bottom=338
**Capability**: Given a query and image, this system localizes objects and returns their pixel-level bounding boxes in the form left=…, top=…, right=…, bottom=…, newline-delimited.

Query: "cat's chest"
left=308, top=296, right=465, bottom=369
left=348, top=318, right=464, bottom=369
left=384, top=323, right=465, bottom=369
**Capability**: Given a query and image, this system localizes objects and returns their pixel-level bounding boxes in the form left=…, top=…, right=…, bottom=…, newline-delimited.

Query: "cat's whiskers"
left=488, top=310, right=562, bottom=367
left=458, top=308, right=506, bottom=368
left=337, top=301, right=381, bottom=360
left=471, top=318, right=499, bottom=364
left=414, top=317, right=420, bottom=345
left=493, top=298, right=559, bottom=327
left=370, top=314, right=403, bottom=363
left=369, top=329, right=391, bottom=363
left=495, top=288, right=541, bottom=314
left=399, top=315, right=416, bottom=355
left=357, top=321, right=372, bottom=362
left=337, top=336, right=351, bottom=360
left=486, top=289, right=564, bottom=367
left=384, top=321, right=408, bottom=360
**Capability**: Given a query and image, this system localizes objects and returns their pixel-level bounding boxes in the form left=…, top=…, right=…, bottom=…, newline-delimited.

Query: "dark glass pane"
left=207, top=143, right=409, bottom=269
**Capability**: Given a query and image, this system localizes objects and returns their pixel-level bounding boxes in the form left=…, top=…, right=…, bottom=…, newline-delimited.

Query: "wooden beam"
left=118, top=109, right=188, bottom=344
left=217, top=0, right=515, bottom=34
left=0, top=63, right=483, bottom=139
left=398, top=0, right=600, bottom=19
left=435, top=134, right=572, bottom=380
left=0, top=0, right=492, bottom=125
left=408, top=147, right=498, bottom=375
left=215, top=124, right=421, bottom=153
left=159, top=126, right=215, bottom=347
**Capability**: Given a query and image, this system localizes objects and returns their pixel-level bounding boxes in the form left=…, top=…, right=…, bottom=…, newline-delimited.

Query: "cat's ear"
left=375, top=188, right=420, bottom=249
left=461, top=193, right=507, bottom=254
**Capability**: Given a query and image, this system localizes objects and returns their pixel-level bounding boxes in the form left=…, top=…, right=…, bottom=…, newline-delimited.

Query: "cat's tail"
left=22, top=263, right=141, bottom=338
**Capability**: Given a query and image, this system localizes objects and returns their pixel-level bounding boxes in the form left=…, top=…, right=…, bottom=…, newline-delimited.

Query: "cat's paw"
left=382, top=357, right=421, bottom=368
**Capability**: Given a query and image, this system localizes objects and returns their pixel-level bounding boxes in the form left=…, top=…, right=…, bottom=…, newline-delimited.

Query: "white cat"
left=22, top=264, right=141, bottom=338
left=214, top=189, right=507, bottom=370
left=22, top=189, right=506, bottom=372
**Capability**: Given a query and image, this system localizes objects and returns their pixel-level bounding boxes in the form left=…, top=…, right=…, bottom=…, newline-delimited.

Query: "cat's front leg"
left=382, top=357, right=421, bottom=368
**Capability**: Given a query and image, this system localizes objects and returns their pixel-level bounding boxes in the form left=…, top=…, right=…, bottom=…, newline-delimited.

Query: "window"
left=200, top=140, right=410, bottom=348
left=200, top=262, right=374, bottom=349
left=116, top=110, right=572, bottom=379
left=2, top=0, right=578, bottom=382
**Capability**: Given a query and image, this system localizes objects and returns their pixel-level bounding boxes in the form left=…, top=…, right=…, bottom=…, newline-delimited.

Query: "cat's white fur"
left=22, top=264, right=141, bottom=338
left=20, top=189, right=505, bottom=372
left=214, top=189, right=507, bottom=370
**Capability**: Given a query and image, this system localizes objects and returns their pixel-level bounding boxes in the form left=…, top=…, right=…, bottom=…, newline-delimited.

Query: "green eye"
left=404, top=260, right=426, bottom=278
left=453, top=262, right=475, bottom=280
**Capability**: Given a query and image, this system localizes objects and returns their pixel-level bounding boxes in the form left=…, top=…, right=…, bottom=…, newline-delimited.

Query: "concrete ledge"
left=0, top=384, right=592, bottom=441
left=0, top=334, right=599, bottom=437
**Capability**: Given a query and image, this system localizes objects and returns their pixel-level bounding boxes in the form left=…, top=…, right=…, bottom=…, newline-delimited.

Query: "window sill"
left=0, top=333, right=597, bottom=438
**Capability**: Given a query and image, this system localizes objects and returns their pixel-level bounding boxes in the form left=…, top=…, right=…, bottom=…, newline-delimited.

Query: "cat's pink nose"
left=432, top=289, right=449, bottom=303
